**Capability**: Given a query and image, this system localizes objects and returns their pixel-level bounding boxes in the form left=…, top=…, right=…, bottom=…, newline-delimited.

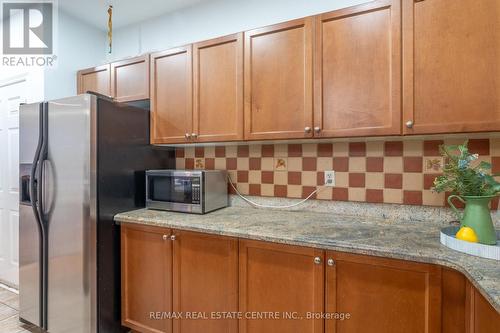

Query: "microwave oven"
left=145, top=170, right=228, bottom=214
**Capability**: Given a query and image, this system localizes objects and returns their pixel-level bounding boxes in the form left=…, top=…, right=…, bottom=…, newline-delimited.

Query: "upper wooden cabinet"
left=77, top=64, right=111, bottom=96
left=239, top=239, right=324, bottom=333
left=193, top=33, right=244, bottom=142
left=111, top=55, right=150, bottom=102
left=244, top=18, right=314, bottom=140
left=325, top=251, right=442, bottom=333
left=402, top=0, right=500, bottom=134
left=121, top=224, right=173, bottom=333
left=314, top=0, right=401, bottom=137
left=172, top=230, right=238, bottom=333
left=150, top=46, right=193, bottom=144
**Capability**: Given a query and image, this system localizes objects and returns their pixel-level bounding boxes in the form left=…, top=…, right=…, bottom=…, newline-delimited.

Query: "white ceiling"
left=59, top=0, right=210, bottom=30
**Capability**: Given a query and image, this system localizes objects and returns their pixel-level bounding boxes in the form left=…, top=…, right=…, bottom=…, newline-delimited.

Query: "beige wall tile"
left=184, top=147, right=195, bottom=158
left=274, top=171, right=287, bottom=185
left=228, top=170, right=237, bottom=183
left=348, top=188, right=366, bottom=202
left=302, top=171, right=317, bottom=186
left=403, top=141, right=423, bottom=156
left=214, top=158, right=226, bottom=170
left=332, top=142, right=349, bottom=157
left=349, top=157, right=366, bottom=172
left=317, top=157, right=333, bottom=171
left=365, top=172, right=384, bottom=189
left=422, top=190, right=445, bottom=206
left=366, top=141, right=384, bottom=157
left=226, top=145, right=237, bottom=157
left=237, top=157, right=249, bottom=170
left=274, top=157, right=287, bottom=171
left=317, top=187, right=332, bottom=200
left=261, top=157, right=274, bottom=171
left=288, top=185, right=302, bottom=198
left=249, top=144, right=262, bottom=157
left=261, top=184, right=274, bottom=196
left=275, top=144, right=288, bottom=157
left=302, top=143, right=317, bottom=157
left=403, top=173, right=423, bottom=191
left=490, top=138, right=500, bottom=156
left=384, top=157, right=403, bottom=173
left=335, top=172, right=349, bottom=187
left=383, top=189, right=403, bottom=204
left=287, top=157, right=301, bottom=171
left=248, top=170, right=261, bottom=184
left=205, top=146, right=215, bottom=158
left=423, top=157, right=444, bottom=173
left=194, top=158, right=205, bottom=169
left=236, top=183, right=249, bottom=195
left=176, top=158, right=185, bottom=169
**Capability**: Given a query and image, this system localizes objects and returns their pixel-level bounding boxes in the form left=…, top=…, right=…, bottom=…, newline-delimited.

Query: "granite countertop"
left=114, top=206, right=500, bottom=313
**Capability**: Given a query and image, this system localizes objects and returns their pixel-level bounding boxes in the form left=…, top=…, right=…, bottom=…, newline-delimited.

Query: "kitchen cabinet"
left=442, top=268, right=467, bottom=333
left=121, top=223, right=173, bottom=333
left=469, top=281, right=500, bottom=333
left=314, top=0, right=401, bottom=137
left=325, top=251, right=441, bottom=333
left=111, top=55, right=150, bottom=102
left=77, top=64, right=111, bottom=96
left=150, top=46, right=193, bottom=144
left=402, top=0, right=500, bottom=134
left=239, top=239, right=324, bottom=333
left=172, top=230, right=238, bottom=333
left=193, top=33, right=243, bottom=142
left=244, top=18, right=314, bottom=140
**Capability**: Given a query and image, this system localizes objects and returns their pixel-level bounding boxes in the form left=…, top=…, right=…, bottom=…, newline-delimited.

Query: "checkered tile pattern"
left=175, top=138, right=500, bottom=208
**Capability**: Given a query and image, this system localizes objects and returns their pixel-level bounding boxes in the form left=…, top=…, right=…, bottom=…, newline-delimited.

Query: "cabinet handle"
left=327, top=258, right=335, bottom=266
left=170, top=235, right=176, bottom=241
left=304, top=127, right=312, bottom=133
left=314, top=126, right=321, bottom=134
left=191, top=133, right=198, bottom=139
left=185, top=133, right=191, bottom=139
left=162, top=235, right=168, bottom=241
left=314, top=256, right=322, bottom=265
left=405, top=120, right=414, bottom=129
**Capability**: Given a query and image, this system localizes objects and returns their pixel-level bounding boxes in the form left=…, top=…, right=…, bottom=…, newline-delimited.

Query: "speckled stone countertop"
left=114, top=205, right=500, bottom=313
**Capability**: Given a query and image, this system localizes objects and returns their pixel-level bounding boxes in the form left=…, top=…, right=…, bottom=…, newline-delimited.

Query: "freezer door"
left=19, top=102, right=41, bottom=327
left=45, top=95, right=96, bottom=333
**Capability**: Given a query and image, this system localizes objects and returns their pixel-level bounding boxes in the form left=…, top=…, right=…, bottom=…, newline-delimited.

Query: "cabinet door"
left=469, top=283, right=500, bottom=333
left=402, top=0, right=500, bottom=134
left=121, top=224, right=173, bottom=333
left=325, top=251, right=441, bottom=333
left=172, top=230, right=238, bottom=333
left=111, top=55, right=150, bottom=102
left=193, top=34, right=243, bottom=142
left=314, top=0, right=401, bottom=137
left=150, top=46, right=193, bottom=144
left=239, top=240, right=324, bottom=333
left=442, top=268, right=467, bottom=333
left=244, top=18, right=314, bottom=140
left=77, top=64, right=111, bottom=96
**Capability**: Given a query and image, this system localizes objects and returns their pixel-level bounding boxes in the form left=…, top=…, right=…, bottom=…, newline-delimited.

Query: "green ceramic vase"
left=447, top=195, right=498, bottom=245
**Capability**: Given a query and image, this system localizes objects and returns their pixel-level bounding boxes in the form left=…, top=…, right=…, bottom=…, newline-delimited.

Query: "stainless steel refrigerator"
left=19, top=94, right=173, bottom=332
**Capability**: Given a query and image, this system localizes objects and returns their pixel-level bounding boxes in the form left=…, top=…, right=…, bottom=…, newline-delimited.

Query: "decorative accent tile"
left=174, top=138, right=500, bottom=208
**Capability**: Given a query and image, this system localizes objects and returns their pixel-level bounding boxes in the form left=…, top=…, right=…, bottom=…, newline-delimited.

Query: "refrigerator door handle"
left=30, top=104, right=43, bottom=225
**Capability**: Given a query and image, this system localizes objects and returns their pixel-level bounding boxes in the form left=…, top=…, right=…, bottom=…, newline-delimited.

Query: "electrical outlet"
left=324, top=171, right=335, bottom=186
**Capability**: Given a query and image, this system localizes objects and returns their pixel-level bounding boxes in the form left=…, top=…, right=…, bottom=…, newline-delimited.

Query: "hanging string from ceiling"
left=107, top=5, right=113, bottom=53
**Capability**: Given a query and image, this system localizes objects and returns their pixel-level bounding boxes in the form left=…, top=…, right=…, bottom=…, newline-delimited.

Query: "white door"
left=0, top=76, right=26, bottom=287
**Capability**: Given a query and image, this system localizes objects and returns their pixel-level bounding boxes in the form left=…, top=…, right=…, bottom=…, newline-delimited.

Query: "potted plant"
left=433, top=141, right=499, bottom=245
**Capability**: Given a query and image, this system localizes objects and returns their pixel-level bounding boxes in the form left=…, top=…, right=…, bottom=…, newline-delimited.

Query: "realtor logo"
left=2, top=1, right=53, bottom=54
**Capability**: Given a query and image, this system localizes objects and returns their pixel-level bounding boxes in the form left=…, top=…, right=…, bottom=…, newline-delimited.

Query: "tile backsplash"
left=175, top=138, right=500, bottom=208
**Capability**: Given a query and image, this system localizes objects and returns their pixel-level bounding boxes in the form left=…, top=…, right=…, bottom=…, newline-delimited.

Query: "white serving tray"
left=440, top=226, right=500, bottom=260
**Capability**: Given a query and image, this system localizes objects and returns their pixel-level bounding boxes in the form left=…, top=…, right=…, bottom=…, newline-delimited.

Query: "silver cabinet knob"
left=405, top=120, right=414, bottom=129
left=185, top=133, right=191, bottom=139
left=191, top=133, right=198, bottom=139
left=304, top=127, right=312, bottom=133
left=162, top=235, right=168, bottom=241
left=327, top=258, right=335, bottom=266
left=314, top=256, right=322, bottom=265
left=314, top=126, right=321, bottom=134
left=170, top=235, right=176, bottom=241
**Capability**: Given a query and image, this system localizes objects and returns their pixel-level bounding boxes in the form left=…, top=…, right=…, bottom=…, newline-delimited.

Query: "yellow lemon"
left=455, top=226, right=478, bottom=243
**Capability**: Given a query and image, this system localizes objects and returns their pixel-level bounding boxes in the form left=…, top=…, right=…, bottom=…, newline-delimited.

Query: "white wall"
left=43, top=10, right=106, bottom=100
left=109, top=0, right=370, bottom=61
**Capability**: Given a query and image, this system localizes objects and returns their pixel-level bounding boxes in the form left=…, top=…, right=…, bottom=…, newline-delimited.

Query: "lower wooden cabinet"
left=238, top=240, right=324, bottom=333
left=325, top=251, right=442, bottom=333
left=121, top=225, right=500, bottom=333
left=121, top=224, right=173, bottom=333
